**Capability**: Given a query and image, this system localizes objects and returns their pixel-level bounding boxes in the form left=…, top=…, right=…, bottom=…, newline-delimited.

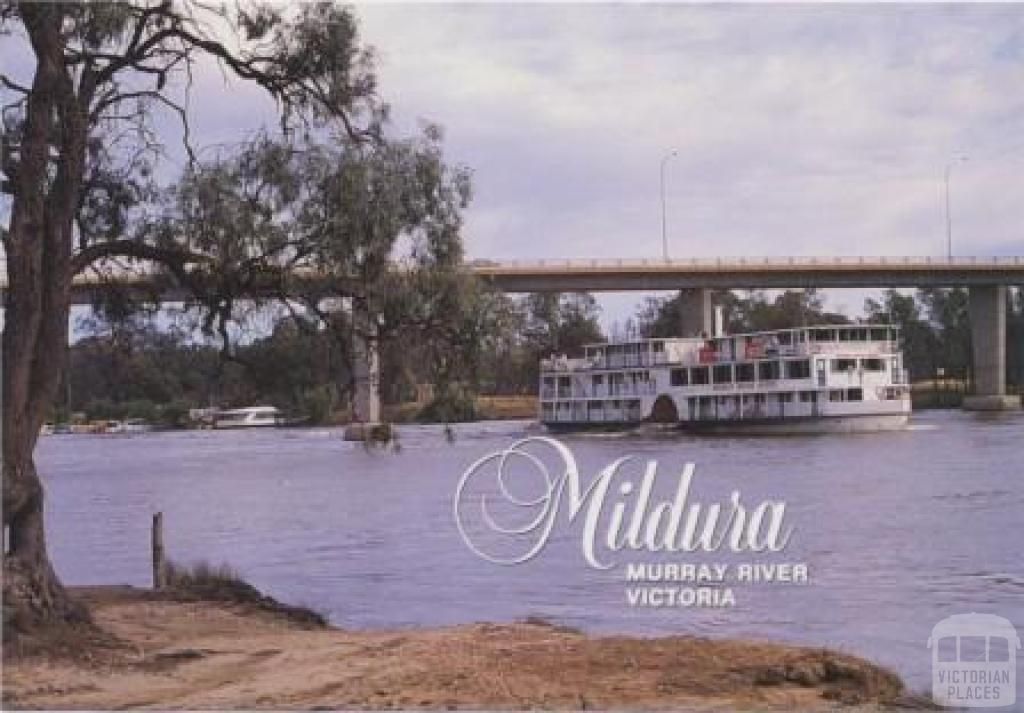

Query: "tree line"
left=637, top=286, right=1023, bottom=387
left=56, top=291, right=605, bottom=425
left=59, top=286, right=1022, bottom=427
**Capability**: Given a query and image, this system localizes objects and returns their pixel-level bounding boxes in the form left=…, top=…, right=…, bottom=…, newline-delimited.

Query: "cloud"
left=3, top=4, right=1021, bottom=326
left=358, top=4, right=1023, bottom=251
left=354, top=4, right=1024, bottom=323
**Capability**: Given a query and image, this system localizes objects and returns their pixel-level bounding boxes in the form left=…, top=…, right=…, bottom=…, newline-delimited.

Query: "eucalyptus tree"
left=0, top=1, right=383, bottom=631
left=159, top=129, right=473, bottom=401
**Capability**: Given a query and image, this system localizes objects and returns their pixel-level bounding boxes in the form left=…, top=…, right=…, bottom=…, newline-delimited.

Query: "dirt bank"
left=3, top=585, right=915, bottom=710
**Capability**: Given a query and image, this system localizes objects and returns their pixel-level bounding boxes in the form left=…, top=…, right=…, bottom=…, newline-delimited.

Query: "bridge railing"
left=470, top=255, right=1024, bottom=270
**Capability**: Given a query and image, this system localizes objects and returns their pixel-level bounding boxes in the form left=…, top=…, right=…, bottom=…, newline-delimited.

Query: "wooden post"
left=152, top=511, right=165, bottom=589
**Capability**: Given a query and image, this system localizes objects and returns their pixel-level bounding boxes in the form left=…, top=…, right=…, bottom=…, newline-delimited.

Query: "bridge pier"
left=343, top=303, right=391, bottom=441
left=964, top=285, right=1020, bottom=411
left=678, top=288, right=713, bottom=337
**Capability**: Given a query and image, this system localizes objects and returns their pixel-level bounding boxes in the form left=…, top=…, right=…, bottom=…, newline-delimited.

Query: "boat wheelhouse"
left=539, top=324, right=911, bottom=434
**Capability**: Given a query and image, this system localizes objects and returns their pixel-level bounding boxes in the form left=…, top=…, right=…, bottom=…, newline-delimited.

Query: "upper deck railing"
left=542, top=324, right=903, bottom=373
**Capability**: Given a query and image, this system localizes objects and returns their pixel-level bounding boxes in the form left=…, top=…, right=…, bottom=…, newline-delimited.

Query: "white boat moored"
left=214, top=406, right=283, bottom=429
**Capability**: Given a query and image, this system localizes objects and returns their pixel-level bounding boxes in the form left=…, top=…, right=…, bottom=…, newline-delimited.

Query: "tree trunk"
left=2, top=460, right=84, bottom=636
left=2, top=5, right=90, bottom=637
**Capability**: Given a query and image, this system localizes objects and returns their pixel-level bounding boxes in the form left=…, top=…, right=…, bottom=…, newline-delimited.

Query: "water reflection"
left=37, top=409, right=1023, bottom=690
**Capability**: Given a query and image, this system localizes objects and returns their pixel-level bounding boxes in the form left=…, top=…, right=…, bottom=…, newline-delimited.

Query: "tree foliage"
left=865, top=287, right=990, bottom=385
left=0, top=0, right=450, bottom=632
left=636, top=289, right=849, bottom=339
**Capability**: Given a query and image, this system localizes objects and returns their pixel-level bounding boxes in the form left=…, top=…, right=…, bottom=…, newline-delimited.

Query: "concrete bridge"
left=2, top=255, right=1022, bottom=431
left=471, top=256, right=1023, bottom=415
left=471, top=255, right=1024, bottom=292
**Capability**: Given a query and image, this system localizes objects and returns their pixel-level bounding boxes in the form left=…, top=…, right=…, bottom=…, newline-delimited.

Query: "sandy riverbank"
left=3, top=585, right=919, bottom=710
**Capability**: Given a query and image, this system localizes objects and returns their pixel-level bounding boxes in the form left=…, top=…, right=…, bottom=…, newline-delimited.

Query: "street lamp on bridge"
left=945, top=154, right=968, bottom=259
left=660, top=149, right=679, bottom=261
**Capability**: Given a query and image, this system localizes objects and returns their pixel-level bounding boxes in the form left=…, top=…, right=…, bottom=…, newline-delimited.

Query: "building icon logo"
left=929, top=613, right=1019, bottom=708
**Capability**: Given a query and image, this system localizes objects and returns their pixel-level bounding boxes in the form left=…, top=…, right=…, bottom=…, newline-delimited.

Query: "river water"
left=37, top=409, right=1022, bottom=692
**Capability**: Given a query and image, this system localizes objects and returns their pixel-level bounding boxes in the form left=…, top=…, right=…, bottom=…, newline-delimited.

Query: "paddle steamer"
left=539, top=324, right=910, bottom=434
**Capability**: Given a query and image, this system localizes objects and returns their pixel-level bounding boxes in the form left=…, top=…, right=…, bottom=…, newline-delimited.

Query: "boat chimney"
left=714, top=305, right=726, bottom=337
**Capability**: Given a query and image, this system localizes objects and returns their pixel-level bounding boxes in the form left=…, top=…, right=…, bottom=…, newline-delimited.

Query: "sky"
left=352, top=3, right=1024, bottom=325
left=3, top=3, right=1023, bottom=329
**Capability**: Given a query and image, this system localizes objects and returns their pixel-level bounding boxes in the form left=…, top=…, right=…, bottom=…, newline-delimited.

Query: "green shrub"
left=300, top=385, right=335, bottom=425
left=416, top=388, right=477, bottom=423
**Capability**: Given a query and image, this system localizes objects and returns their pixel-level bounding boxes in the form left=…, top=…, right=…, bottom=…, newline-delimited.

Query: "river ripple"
left=37, top=409, right=1023, bottom=691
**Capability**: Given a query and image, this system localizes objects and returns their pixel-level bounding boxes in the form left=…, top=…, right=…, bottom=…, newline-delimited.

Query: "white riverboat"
left=214, top=406, right=283, bottom=429
left=539, top=324, right=911, bottom=434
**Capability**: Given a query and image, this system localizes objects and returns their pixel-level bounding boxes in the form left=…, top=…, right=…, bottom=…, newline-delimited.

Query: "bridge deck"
left=471, top=256, right=1024, bottom=291
left=1, top=256, right=1022, bottom=301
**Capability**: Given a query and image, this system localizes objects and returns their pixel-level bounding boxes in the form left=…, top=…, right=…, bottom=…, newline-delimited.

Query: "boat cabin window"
left=890, top=356, right=903, bottom=382
left=838, top=328, right=870, bottom=342
left=799, top=391, right=817, bottom=403
left=691, top=366, right=710, bottom=385
left=777, top=331, right=793, bottom=345
left=828, top=388, right=863, bottom=402
left=712, top=364, right=733, bottom=384
left=811, top=328, right=836, bottom=342
left=670, top=368, right=688, bottom=386
left=778, top=392, right=793, bottom=403
left=785, top=359, right=811, bottom=379
left=870, top=328, right=890, bottom=342
left=735, top=363, right=756, bottom=382
left=861, top=358, right=885, bottom=372
left=832, top=358, right=857, bottom=372
left=758, top=361, right=780, bottom=381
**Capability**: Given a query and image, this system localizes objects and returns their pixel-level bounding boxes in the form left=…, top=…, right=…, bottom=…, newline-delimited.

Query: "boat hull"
left=679, top=412, right=909, bottom=435
left=543, top=421, right=639, bottom=434
left=543, top=412, right=910, bottom=436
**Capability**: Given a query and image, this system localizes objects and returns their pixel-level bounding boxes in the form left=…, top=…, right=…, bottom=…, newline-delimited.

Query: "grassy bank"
left=1, top=584, right=924, bottom=710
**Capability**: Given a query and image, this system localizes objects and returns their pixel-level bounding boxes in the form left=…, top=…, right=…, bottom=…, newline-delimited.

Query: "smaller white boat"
left=123, top=418, right=153, bottom=434
left=214, top=406, right=282, bottom=429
